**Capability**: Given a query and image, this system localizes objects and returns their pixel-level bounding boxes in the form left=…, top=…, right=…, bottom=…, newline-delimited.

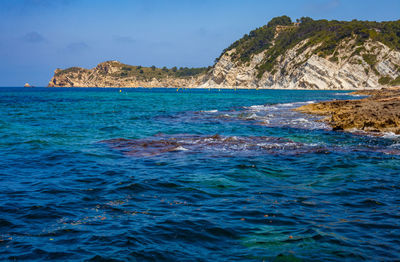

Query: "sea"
left=0, top=87, right=399, bottom=261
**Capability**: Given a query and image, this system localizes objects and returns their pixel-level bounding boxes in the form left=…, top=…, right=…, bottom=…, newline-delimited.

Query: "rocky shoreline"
left=295, top=87, right=400, bottom=134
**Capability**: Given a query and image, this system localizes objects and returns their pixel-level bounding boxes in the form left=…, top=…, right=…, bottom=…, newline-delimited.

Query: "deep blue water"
left=0, top=87, right=399, bottom=261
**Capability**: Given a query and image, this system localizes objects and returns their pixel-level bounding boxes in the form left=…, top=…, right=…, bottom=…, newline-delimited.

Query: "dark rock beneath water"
left=99, top=134, right=306, bottom=157
left=100, top=133, right=400, bottom=157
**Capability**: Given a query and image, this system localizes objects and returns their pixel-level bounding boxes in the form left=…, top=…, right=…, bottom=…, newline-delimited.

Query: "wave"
left=201, top=109, right=218, bottom=113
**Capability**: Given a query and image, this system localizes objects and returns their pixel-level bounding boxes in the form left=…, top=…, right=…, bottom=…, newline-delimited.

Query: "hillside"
left=48, top=61, right=209, bottom=88
left=49, top=16, right=400, bottom=89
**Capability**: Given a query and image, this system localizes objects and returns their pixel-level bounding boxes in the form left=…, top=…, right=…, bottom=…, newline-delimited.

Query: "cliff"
left=48, top=61, right=208, bottom=88
left=49, top=17, right=400, bottom=89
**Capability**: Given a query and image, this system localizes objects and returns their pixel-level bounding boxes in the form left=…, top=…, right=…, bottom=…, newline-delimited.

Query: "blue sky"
left=0, top=0, right=399, bottom=86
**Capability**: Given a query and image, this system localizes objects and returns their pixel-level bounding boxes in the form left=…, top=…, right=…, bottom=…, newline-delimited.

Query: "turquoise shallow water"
left=0, top=87, right=399, bottom=261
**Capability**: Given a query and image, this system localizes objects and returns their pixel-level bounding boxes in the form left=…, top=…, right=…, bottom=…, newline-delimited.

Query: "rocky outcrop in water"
left=295, top=87, right=400, bottom=134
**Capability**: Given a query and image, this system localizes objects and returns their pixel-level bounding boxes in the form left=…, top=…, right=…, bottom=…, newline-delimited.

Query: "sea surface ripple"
left=0, top=88, right=399, bottom=261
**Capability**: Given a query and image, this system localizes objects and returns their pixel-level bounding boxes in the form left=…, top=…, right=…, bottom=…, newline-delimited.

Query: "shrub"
left=379, top=76, right=392, bottom=85
left=362, top=54, right=377, bottom=67
left=267, top=15, right=293, bottom=27
left=329, top=56, right=339, bottom=63
left=391, top=75, right=400, bottom=86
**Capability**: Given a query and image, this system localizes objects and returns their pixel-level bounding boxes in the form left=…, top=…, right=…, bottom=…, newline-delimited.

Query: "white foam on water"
left=306, top=143, right=323, bottom=148
left=277, top=103, right=294, bottom=107
left=258, top=142, right=300, bottom=150
left=382, top=132, right=400, bottom=139
left=187, top=100, right=328, bottom=131
left=291, top=101, right=316, bottom=106
left=173, top=146, right=189, bottom=151
left=333, top=92, right=353, bottom=96
left=244, top=113, right=258, bottom=120
left=348, top=128, right=362, bottom=133
left=239, top=101, right=329, bottom=130
left=293, top=118, right=309, bottom=123
left=247, top=101, right=316, bottom=111
left=389, top=143, right=400, bottom=148
left=248, top=105, right=266, bottom=110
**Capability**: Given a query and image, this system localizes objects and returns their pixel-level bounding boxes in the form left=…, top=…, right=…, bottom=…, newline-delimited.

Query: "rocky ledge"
left=295, top=87, right=400, bottom=134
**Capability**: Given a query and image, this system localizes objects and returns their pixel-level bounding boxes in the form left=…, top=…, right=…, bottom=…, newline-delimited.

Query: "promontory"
left=48, top=16, right=400, bottom=90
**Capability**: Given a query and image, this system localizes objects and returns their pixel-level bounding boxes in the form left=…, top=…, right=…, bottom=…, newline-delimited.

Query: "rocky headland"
left=49, top=16, right=400, bottom=90
left=48, top=61, right=209, bottom=88
left=295, top=87, right=400, bottom=134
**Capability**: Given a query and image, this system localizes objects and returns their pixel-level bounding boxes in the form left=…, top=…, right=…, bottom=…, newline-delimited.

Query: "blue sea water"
left=0, top=87, right=399, bottom=261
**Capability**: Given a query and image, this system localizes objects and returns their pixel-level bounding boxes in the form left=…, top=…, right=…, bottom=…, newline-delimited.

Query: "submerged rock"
left=99, top=134, right=309, bottom=157
left=100, top=133, right=400, bottom=157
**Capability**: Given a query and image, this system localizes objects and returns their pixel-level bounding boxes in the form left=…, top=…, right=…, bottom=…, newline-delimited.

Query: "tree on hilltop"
left=267, top=15, right=293, bottom=27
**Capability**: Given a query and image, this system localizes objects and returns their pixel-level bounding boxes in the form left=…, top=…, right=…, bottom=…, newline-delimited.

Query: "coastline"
left=295, top=87, right=400, bottom=134
left=45, top=85, right=382, bottom=91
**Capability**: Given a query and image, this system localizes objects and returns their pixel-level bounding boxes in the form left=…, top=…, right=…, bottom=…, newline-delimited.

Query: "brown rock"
left=295, top=87, right=400, bottom=134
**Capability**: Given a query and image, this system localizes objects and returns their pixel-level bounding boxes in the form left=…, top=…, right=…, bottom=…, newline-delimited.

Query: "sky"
left=0, top=0, right=399, bottom=86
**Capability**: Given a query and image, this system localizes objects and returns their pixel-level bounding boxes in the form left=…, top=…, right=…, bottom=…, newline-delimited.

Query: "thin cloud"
left=65, top=42, right=90, bottom=54
left=113, top=35, right=135, bottom=44
left=22, top=32, right=46, bottom=43
left=196, top=28, right=207, bottom=37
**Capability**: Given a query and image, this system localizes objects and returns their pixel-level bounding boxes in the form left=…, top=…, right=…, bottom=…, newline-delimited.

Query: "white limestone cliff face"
left=196, top=49, right=263, bottom=89
left=198, top=38, right=400, bottom=90
left=48, top=61, right=206, bottom=88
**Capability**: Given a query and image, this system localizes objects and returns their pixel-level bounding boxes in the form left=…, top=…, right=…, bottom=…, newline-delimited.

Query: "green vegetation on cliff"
left=57, top=61, right=210, bottom=81
left=55, top=67, right=89, bottom=76
left=218, top=16, right=400, bottom=79
left=114, top=64, right=209, bottom=80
